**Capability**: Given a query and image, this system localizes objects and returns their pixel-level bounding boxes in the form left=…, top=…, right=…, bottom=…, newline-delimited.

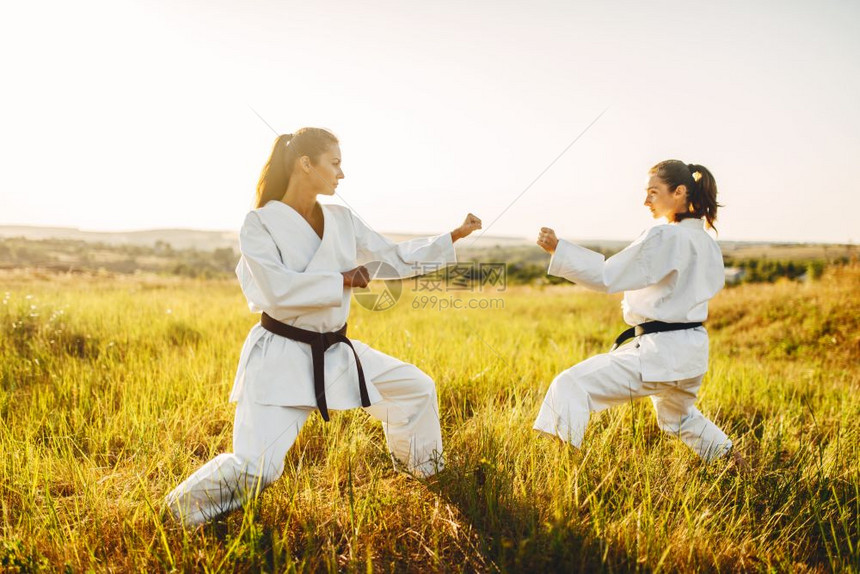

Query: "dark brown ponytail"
left=255, top=128, right=339, bottom=208
left=650, top=160, right=722, bottom=231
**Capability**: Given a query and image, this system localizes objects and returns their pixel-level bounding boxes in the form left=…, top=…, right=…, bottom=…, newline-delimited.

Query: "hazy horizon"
left=1, top=221, right=853, bottom=246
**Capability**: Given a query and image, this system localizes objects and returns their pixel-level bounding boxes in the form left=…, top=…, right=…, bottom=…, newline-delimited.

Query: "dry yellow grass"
left=1, top=266, right=857, bottom=571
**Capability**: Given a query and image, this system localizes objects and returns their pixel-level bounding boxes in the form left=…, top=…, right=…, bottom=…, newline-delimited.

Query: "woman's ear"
left=674, top=184, right=687, bottom=198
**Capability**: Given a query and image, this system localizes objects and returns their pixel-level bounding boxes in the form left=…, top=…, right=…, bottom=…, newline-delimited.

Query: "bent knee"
left=407, top=368, right=437, bottom=398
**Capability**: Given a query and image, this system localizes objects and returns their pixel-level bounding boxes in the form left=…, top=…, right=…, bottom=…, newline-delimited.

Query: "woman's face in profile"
left=308, top=143, right=344, bottom=196
left=644, top=174, right=685, bottom=221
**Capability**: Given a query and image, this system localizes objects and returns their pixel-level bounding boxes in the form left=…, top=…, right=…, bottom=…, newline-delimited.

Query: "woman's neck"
left=281, top=184, right=318, bottom=218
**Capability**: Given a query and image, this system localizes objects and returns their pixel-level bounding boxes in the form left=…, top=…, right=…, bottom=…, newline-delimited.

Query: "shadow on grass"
left=425, top=452, right=642, bottom=573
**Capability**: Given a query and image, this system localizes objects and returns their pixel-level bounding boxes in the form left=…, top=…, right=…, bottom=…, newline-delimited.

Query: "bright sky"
left=1, top=0, right=858, bottom=243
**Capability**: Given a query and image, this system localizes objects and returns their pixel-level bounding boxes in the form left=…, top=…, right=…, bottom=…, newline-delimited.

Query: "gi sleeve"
left=547, top=227, right=678, bottom=293
left=349, top=209, right=457, bottom=279
left=236, top=211, right=344, bottom=311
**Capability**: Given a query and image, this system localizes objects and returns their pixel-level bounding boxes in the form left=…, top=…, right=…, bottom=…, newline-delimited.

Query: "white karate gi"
left=166, top=200, right=456, bottom=526
left=533, top=218, right=732, bottom=461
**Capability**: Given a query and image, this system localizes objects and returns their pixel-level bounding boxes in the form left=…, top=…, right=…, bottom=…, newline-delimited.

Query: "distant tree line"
left=1, top=237, right=854, bottom=285
left=722, top=256, right=850, bottom=284
left=0, top=237, right=238, bottom=279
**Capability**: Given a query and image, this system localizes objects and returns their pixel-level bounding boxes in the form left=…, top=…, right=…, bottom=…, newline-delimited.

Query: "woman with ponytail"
left=533, top=160, right=741, bottom=465
left=165, top=128, right=482, bottom=526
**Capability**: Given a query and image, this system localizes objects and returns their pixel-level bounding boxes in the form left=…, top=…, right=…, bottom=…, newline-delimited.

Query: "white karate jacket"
left=229, top=200, right=456, bottom=408
left=548, top=218, right=725, bottom=382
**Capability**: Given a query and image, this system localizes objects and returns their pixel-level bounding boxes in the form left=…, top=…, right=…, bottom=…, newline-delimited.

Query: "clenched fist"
left=342, top=265, right=370, bottom=288
left=536, top=227, right=559, bottom=254
left=451, top=213, right=482, bottom=242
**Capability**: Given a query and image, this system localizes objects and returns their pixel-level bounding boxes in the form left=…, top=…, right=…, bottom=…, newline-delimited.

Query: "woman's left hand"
left=451, top=213, right=482, bottom=242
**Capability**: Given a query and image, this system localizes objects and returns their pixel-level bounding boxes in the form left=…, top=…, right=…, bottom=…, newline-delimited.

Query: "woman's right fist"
left=342, top=265, right=370, bottom=288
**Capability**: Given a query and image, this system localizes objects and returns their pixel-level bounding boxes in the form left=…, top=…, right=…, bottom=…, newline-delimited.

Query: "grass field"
left=1, top=265, right=858, bottom=572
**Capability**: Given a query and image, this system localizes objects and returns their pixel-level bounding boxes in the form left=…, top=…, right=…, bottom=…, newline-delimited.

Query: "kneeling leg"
left=360, top=346, right=443, bottom=478
left=165, top=398, right=309, bottom=526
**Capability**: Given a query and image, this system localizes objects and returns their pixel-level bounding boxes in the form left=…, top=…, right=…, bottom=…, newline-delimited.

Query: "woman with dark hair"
left=533, top=160, right=738, bottom=463
left=165, top=128, right=482, bottom=526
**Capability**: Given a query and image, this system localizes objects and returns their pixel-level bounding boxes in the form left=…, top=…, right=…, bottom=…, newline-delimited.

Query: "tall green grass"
left=1, top=266, right=857, bottom=572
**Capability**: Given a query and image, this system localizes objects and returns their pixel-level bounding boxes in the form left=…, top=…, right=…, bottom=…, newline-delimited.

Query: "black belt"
left=611, top=321, right=703, bottom=351
left=260, top=312, right=370, bottom=421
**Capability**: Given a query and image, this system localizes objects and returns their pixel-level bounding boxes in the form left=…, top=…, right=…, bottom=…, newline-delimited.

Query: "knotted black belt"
left=260, top=312, right=370, bottom=421
left=610, top=321, right=703, bottom=351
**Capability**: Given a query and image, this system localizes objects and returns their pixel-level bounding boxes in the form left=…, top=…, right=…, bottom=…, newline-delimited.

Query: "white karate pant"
left=165, top=346, right=443, bottom=526
left=533, top=344, right=731, bottom=461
